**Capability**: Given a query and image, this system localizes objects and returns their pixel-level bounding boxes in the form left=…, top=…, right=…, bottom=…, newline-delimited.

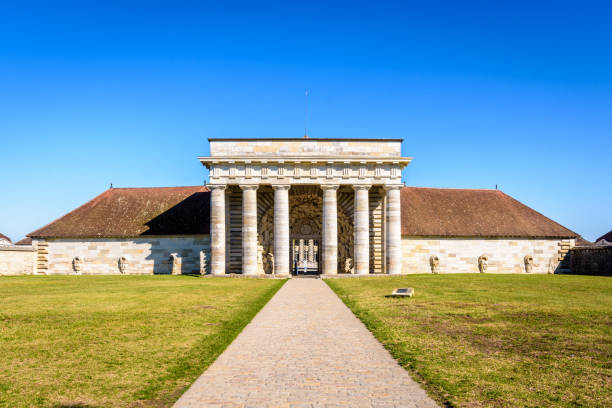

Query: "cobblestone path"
left=174, top=278, right=439, bottom=408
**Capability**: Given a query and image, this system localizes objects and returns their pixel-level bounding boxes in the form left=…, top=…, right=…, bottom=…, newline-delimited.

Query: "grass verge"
left=326, top=274, right=611, bottom=408
left=0, top=275, right=285, bottom=407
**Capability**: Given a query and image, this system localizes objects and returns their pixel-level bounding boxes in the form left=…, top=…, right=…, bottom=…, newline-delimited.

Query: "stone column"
left=209, top=185, right=226, bottom=275
left=353, top=185, right=371, bottom=275
left=273, top=184, right=290, bottom=275
left=240, top=185, right=259, bottom=275
left=385, top=185, right=403, bottom=275
left=321, top=185, right=339, bottom=275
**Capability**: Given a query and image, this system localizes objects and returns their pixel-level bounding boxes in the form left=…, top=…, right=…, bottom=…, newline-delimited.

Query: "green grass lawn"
left=326, top=274, right=611, bottom=408
left=0, top=275, right=285, bottom=408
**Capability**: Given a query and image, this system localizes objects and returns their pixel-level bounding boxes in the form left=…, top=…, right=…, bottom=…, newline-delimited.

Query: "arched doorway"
left=289, top=196, right=322, bottom=274
left=257, top=185, right=353, bottom=275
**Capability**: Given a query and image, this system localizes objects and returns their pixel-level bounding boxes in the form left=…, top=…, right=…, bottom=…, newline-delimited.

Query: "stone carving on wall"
left=429, top=255, right=440, bottom=274
left=72, top=256, right=82, bottom=273
left=169, top=253, right=180, bottom=275
left=118, top=256, right=128, bottom=274
left=478, top=255, right=488, bottom=273
left=257, top=244, right=265, bottom=274
left=298, top=222, right=314, bottom=236
left=344, top=258, right=354, bottom=274
left=268, top=253, right=275, bottom=274
left=524, top=255, right=534, bottom=273
left=546, top=257, right=556, bottom=274
left=200, top=249, right=210, bottom=275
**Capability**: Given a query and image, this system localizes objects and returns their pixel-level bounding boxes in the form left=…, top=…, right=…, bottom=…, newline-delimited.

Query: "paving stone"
left=174, top=279, right=439, bottom=408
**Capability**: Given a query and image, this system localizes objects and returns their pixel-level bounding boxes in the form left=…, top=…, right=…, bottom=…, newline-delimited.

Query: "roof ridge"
left=496, top=190, right=578, bottom=236
left=403, top=186, right=499, bottom=192
left=110, top=185, right=206, bottom=190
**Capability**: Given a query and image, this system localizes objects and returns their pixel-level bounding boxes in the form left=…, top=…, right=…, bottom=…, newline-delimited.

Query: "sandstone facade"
left=39, top=236, right=210, bottom=275
left=20, top=235, right=575, bottom=275
left=401, top=237, right=574, bottom=274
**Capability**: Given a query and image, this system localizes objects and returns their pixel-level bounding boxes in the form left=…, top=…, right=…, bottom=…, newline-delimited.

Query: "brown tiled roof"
left=28, top=186, right=210, bottom=238
left=596, top=230, right=612, bottom=243
left=28, top=185, right=576, bottom=239
left=0, top=233, right=11, bottom=243
left=400, top=187, right=577, bottom=238
left=15, top=237, right=32, bottom=245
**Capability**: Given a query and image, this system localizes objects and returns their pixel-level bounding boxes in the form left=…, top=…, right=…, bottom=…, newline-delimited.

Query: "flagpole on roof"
left=304, top=89, right=309, bottom=138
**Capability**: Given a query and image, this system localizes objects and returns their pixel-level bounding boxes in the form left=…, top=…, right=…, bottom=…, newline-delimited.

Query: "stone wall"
left=0, top=245, right=36, bottom=275
left=569, top=246, right=612, bottom=276
left=401, top=237, right=574, bottom=274
left=22, top=234, right=576, bottom=276
left=40, top=236, right=210, bottom=275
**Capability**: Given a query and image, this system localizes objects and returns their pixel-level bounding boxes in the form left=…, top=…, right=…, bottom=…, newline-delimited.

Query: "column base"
left=321, top=273, right=389, bottom=278
left=205, top=273, right=286, bottom=279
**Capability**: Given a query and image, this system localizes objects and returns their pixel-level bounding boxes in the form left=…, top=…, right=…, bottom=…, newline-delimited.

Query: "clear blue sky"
left=1, top=1, right=610, bottom=242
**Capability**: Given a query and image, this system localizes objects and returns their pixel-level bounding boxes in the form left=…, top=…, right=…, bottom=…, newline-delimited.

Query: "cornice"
left=208, top=137, right=404, bottom=142
left=199, top=156, right=413, bottom=167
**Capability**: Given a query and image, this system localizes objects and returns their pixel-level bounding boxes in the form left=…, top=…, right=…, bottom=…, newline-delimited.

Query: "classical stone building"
left=22, top=138, right=577, bottom=276
left=201, top=138, right=409, bottom=276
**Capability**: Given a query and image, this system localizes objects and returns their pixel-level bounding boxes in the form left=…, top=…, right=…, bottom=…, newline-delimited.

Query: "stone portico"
left=200, top=138, right=411, bottom=276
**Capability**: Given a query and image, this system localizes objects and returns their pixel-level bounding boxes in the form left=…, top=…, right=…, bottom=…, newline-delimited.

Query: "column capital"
left=352, top=184, right=371, bottom=191
left=239, top=184, right=259, bottom=191
left=207, top=184, right=227, bottom=191
left=271, top=184, right=291, bottom=191
left=320, top=184, right=339, bottom=191
left=383, top=184, right=403, bottom=191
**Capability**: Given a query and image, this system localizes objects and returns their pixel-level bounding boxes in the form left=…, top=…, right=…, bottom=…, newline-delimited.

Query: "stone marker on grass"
left=388, top=288, right=414, bottom=297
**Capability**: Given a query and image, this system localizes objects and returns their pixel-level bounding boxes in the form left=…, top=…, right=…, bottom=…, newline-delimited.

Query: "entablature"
left=200, top=156, right=411, bottom=185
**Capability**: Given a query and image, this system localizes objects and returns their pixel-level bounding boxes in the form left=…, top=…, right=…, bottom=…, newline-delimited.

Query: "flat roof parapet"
left=208, top=138, right=404, bottom=158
